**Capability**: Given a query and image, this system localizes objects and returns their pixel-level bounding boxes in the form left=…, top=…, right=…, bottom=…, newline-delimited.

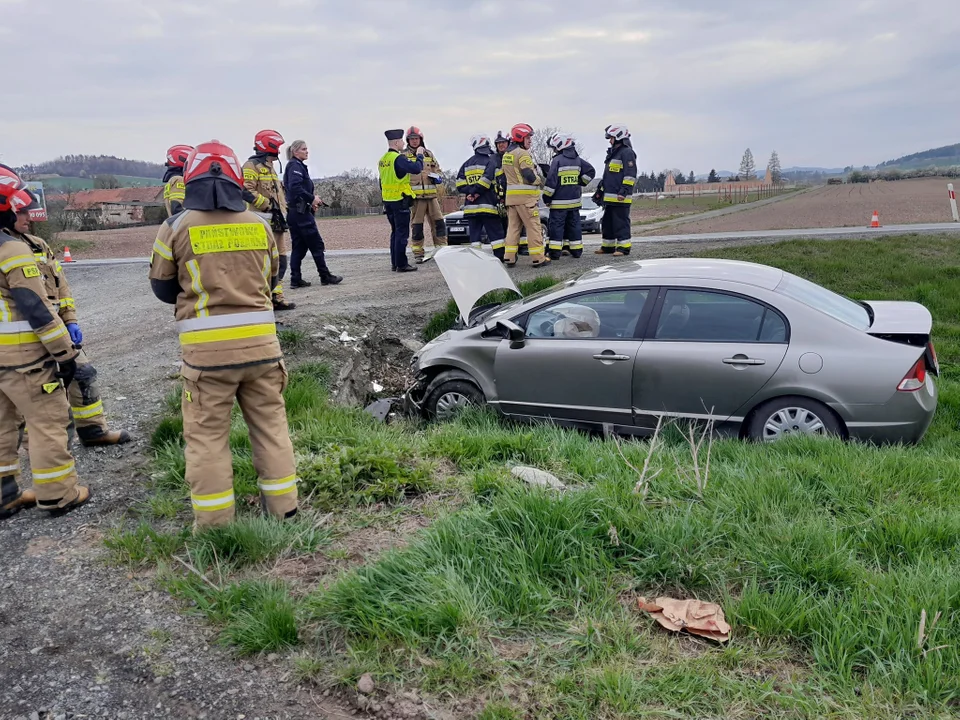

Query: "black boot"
left=321, top=274, right=343, bottom=285
left=291, top=278, right=312, bottom=288
left=77, top=425, right=132, bottom=447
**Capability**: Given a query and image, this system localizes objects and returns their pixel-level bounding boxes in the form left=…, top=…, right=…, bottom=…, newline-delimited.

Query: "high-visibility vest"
left=379, top=150, right=413, bottom=202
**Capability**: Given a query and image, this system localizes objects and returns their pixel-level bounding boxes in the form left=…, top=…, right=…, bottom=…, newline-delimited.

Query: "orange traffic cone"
left=869, top=210, right=881, bottom=228
left=63, top=247, right=74, bottom=263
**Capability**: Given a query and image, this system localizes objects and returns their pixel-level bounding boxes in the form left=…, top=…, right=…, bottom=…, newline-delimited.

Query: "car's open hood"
left=863, top=301, right=933, bottom=336
left=433, top=247, right=521, bottom=324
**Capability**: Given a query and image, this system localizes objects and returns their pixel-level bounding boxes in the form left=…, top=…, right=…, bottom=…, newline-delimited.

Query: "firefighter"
left=162, top=144, right=193, bottom=217
left=501, top=123, right=547, bottom=267
left=494, top=131, right=509, bottom=235
left=243, top=129, right=295, bottom=310
left=1, top=174, right=89, bottom=520
left=542, top=133, right=595, bottom=260
left=148, top=140, right=299, bottom=528
left=379, top=129, right=424, bottom=273
left=595, top=124, right=637, bottom=256
left=7, top=190, right=131, bottom=447
left=403, top=127, right=447, bottom=263
left=455, top=135, right=505, bottom=258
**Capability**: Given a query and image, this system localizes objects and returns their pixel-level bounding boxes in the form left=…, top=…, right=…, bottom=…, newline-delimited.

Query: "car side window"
left=524, top=289, right=650, bottom=339
left=654, top=289, right=787, bottom=343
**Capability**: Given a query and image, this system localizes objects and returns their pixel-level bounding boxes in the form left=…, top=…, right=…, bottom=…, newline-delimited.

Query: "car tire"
left=745, top=396, right=843, bottom=442
left=423, top=373, right=485, bottom=421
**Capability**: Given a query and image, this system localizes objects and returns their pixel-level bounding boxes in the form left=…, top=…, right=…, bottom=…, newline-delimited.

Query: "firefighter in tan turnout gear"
left=162, top=144, right=193, bottom=217
left=403, top=127, right=447, bottom=263
left=149, top=140, right=299, bottom=529
left=0, top=168, right=89, bottom=521
left=9, top=191, right=131, bottom=447
left=501, top=123, right=548, bottom=267
left=243, top=129, right=295, bottom=311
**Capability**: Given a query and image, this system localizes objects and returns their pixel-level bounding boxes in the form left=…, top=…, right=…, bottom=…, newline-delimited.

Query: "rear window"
left=775, top=272, right=870, bottom=330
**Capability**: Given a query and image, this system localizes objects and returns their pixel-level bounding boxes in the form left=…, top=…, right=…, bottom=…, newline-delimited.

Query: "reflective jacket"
left=148, top=209, right=281, bottom=370
left=17, top=232, right=78, bottom=326
left=502, top=143, right=542, bottom=206
left=283, top=157, right=315, bottom=215
left=0, top=230, right=77, bottom=370
left=163, top=167, right=186, bottom=217
left=242, top=154, right=286, bottom=214
left=402, top=147, right=441, bottom=198
left=379, top=150, right=423, bottom=203
left=543, top=148, right=596, bottom=210
left=601, top=140, right=637, bottom=204
left=455, top=148, right=499, bottom=216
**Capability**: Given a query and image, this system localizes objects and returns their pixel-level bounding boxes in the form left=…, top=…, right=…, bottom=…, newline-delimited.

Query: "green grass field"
left=112, top=234, right=960, bottom=718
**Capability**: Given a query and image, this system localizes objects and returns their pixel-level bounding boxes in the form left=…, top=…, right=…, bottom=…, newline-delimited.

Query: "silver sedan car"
left=402, top=248, right=938, bottom=444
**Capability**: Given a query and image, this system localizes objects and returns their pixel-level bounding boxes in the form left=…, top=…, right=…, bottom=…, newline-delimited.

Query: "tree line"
left=16, top=154, right=166, bottom=180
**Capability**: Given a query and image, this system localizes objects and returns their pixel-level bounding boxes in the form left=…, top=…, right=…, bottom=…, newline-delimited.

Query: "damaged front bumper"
left=363, top=374, right=429, bottom=422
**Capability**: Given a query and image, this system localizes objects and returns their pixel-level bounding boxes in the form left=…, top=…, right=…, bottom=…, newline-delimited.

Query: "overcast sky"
left=3, top=0, right=958, bottom=177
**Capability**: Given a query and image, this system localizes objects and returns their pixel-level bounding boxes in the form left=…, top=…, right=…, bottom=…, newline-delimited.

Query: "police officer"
left=595, top=125, right=637, bottom=256
left=542, top=133, right=595, bottom=260
left=455, top=135, right=505, bottom=258
left=501, top=124, right=547, bottom=267
left=403, top=127, right=447, bottom=263
left=243, top=129, right=295, bottom=310
left=379, top=129, right=424, bottom=273
left=7, top=190, right=131, bottom=447
left=162, top=145, right=193, bottom=217
left=494, top=131, right=509, bottom=235
left=282, top=140, right=342, bottom=287
left=0, top=171, right=89, bottom=520
left=149, top=140, right=299, bottom=528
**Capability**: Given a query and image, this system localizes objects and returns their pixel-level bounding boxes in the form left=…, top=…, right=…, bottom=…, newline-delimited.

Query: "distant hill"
left=17, top=154, right=165, bottom=180
left=876, top=143, right=960, bottom=170
left=38, top=175, right=163, bottom=192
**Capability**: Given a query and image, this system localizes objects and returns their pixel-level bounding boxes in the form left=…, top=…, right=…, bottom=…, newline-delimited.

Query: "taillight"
left=897, top=357, right=927, bottom=392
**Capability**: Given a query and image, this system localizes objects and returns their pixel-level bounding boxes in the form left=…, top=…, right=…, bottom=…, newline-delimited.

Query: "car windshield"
left=581, top=196, right=598, bottom=210
left=775, top=271, right=870, bottom=330
left=482, top=284, right=565, bottom=323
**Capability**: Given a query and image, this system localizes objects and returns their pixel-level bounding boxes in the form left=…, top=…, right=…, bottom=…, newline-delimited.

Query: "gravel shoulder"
left=0, top=236, right=844, bottom=719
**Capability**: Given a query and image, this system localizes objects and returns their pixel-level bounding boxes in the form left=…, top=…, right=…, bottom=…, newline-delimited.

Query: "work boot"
left=78, top=426, right=132, bottom=447
left=613, top=251, right=626, bottom=257
left=532, top=258, right=551, bottom=268
left=36, top=485, right=91, bottom=517
left=518, top=246, right=529, bottom=256
left=562, top=249, right=571, bottom=256
left=290, top=279, right=312, bottom=288
left=397, top=265, right=418, bottom=273
left=414, top=256, right=426, bottom=264
left=594, top=248, right=608, bottom=255
left=321, top=274, right=343, bottom=285
left=1, top=488, right=36, bottom=520
left=273, top=296, right=296, bottom=311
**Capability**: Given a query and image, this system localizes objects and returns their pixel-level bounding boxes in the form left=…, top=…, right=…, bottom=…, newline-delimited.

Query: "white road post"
left=949, top=183, right=959, bottom=222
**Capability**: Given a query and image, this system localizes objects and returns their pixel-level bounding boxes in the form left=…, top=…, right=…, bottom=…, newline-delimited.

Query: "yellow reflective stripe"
left=39, top=325, right=68, bottom=342
left=59, top=298, right=76, bottom=309
left=0, top=255, right=36, bottom=274
left=191, top=488, right=235, bottom=511
left=622, top=177, right=636, bottom=185
left=168, top=189, right=185, bottom=200
left=261, top=255, right=271, bottom=291
left=0, top=462, right=19, bottom=475
left=243, top=169, right=258, bottom=181
left=33, top=460, right=76, bottom=483
left=0, top=297, right=10, bottom=323
left=152, top=239, right=173, bottom=261
left=179, top=323, right=277, bottom=346
left=258, top=474, right=298, bottom=496
left=0, top=332, right=40, bottom=345
left=186, top=260, right=209, bottom=318
left=253, top=195, right=270, bottom=209
left=476, top=177, right=492, bottom=188
left=71, top=400, right=104, bottom=420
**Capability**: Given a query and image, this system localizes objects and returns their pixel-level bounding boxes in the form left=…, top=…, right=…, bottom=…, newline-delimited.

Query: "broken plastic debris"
left=372, top=382, right=384, bottom=393
left=511, top=466, right=566, bottom=490
left=115, top=396, right=127, bottom=401
left=339, top=331, right=357, bottom=342
left=323, top=325, right=339, bottom=333
left=638, top=596, right=730, bottom=643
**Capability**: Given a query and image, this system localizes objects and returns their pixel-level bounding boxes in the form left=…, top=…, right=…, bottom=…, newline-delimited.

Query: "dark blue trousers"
left=385, top=201, right=412, bottom=269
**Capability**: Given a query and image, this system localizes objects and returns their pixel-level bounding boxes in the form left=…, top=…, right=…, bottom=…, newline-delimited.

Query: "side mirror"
left=496, top=319, right=525, bottom=348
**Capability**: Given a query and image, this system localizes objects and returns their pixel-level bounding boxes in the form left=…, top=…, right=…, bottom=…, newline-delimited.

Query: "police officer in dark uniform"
left=379, top=129, right=425, bottom=272
left=282, top=140, right=342, bottom=287
left=455, top=134, right=506, bottom=259
left=542, top=133, right=595, bottom=260
left=595, top=124, right=637, bottom=256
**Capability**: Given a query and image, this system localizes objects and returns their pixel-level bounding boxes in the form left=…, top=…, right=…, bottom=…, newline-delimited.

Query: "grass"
left=118, top=234, right=960, bottom=716
left=50, top=238, right=95, bottom=254
left=278, top=327, right=309, bottom=354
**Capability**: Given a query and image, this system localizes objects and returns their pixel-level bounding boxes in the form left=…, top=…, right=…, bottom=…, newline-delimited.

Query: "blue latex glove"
left=67, top=323, right=83, bottom=345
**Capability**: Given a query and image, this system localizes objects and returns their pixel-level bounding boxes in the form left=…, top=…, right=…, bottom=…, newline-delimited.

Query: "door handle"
left=593, top=353, right=631, bottom=362
left=722, top=356, right=766, bottom=366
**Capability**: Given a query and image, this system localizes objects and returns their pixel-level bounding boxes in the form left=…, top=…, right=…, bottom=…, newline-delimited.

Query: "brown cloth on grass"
left=639, top=596, right=731, bottom=643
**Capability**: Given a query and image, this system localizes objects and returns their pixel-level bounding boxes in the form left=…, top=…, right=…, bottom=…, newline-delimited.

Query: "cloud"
left=4, top=0, right=959, bottom=175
